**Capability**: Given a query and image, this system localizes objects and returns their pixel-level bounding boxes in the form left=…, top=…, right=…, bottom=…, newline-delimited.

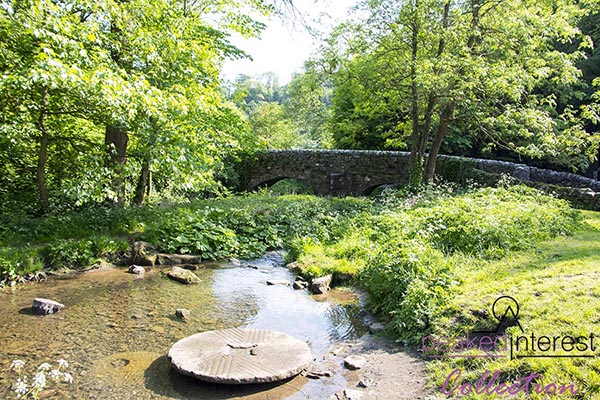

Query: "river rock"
left=32, top=298, right=64, bottom=315
left=293, top=280, right=309, bottom=290
left=344, top=355, right=367, bottom=370
left=369, top=322, right=385, bottom=333
left=358, top=378, right=374, bottom=388
left=266, top=279, right=290, bottom=286
left=311, top=275, right=332, bottom=294
left=128, top=265, right=145, bottom=275
left=306, top=369, right=332, bottom=379
left=344, top=389, right=364, bottom=400
left=167, top=267, right=201, bottom=284
left=131, top=241, right=157, bottom=266
left=285, top=261, right=307, bottom=274
left=175, top=309, right=191, bottom=320
left=156, top=253, right=202, bottom=265
left=168, top=328, right=312, bottom=384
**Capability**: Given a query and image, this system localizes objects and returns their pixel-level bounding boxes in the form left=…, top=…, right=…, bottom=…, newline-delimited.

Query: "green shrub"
left=45, top=236, right=128, bottom=269
left=362, top=240, right=457, bottom=344
left=139, top=194, right=369, bottom=260
left=0, top=247, right=45, bottom=284
left=410, top=186, right=580, bottom=257
left=268, top=179, right=314, bottom=195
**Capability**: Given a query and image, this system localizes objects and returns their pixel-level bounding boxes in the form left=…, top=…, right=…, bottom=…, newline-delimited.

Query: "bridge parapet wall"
left=247, top=150, right=600, bottom=207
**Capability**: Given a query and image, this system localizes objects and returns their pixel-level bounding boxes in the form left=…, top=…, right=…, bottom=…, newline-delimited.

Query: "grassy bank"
left=425, top=211, right=600, bottom=399
left=291, top=185, right=580, bottom=344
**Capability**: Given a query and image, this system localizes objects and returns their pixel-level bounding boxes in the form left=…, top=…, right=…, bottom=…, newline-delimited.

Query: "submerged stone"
left=167, top=267, right=201, bottom=284
left=168, top=328, right=312, bottom=384
left=293, top=280, right=309, bottom=290
left=175, top=309, right=191, bottom=320
left=266, top=279, right=290, bottom=286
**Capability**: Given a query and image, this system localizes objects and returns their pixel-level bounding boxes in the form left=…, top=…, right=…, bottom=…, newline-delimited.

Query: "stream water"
left=0, top=252, right=367, bottom=399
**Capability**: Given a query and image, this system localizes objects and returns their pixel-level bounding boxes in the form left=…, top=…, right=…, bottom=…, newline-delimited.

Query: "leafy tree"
left=0, top=0, right=115, bottom=212
left=0, top=0, right=275, bottom=212
left=249, top=102, right=301, bottom=149
left=283, top=68, right=333, bottom=148
left=323, top=0, right=600, bottom=185
left=228, top=73, right=284, bottom=114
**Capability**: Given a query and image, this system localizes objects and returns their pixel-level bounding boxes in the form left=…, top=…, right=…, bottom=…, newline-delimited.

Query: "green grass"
left=426, top=211, right=600, bottom=399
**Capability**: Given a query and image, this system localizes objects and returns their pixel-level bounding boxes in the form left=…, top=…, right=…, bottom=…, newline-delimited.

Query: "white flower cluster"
left=9, top=359, right=74, bottom=399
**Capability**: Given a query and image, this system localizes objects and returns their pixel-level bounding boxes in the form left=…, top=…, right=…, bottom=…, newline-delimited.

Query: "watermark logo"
left=422, top=296, right=587, bottom=396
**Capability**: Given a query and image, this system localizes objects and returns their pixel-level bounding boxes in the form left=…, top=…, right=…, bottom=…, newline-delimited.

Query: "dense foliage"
left=319, top=0, right=600, bottom=182
left=225, top=70, right=332, bottom=149
left=0, top=193, right=369, bottom=283
left=0, top=0, right=274, bottom=213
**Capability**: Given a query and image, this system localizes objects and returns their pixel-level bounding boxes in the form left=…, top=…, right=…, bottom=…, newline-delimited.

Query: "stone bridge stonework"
left=248, top=150, right=412, bottom=196
left=246, top=149, right=600, bottom=206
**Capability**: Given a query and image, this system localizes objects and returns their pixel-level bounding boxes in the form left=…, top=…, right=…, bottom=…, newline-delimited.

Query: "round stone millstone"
left=168, top=328, right=312, bottom=384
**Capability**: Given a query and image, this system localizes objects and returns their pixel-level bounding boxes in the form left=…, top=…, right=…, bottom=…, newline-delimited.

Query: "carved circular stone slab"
left=168, top=328, right=312, bottom=384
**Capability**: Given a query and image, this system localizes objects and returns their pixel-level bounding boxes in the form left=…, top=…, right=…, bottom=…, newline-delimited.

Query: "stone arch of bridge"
left=360, top=182, right=401, bottom=196
left=249, top=176, right=315, bottom=193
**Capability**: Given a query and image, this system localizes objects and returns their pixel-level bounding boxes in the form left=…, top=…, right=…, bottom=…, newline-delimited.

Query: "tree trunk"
left=104, top=125, right=129, bottom=206
left=134, top=160, right=150, bottom=205
left=408, top=0, right=422, bottom=186
left=146, top=169, right=153, bottom=199
left=420, top=94, right=436, bottom=158
left=424, top=104, right=454, bottom=181
left=37, top=87, right=49, bottom=213
left=420, top=1, right=450, bottom=160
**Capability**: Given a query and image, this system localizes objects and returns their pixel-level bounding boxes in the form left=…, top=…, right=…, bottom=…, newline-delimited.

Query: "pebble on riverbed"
left=306, top=369, right=333, bottom=379
left=128, top=265, right=145, bottom=275
left=266, top=279, right=290, bottom=286
left=357, top=378, right=374, bottom=388
left=32, top=298, right=64, bottom=315
left=175, top=309, right=191, bottom=320
left=293, top=280, right=309, bottom=290
left=343, top=355, right=367, bottom=370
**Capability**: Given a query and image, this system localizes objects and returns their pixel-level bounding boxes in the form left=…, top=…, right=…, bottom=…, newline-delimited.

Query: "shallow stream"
left=0, top=252, right=367, bottom=399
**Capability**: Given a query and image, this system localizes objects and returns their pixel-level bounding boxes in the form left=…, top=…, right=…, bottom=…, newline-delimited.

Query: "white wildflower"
left=38, top=362, right=52, bottom=371
left=62, top=372, right=74, bottom=384
left=56, top=359, right=69, bottom=368
left=10, top=359, right=25, bottom=371
left=32, top=372, right=47, bottom=389
left=14, top=377, right=28, bottom=396
left=49, top=369, right=62, bottom=380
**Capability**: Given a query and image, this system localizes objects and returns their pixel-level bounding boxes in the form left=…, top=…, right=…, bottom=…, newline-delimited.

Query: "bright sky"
left=221, top=0, right=358, bottom=85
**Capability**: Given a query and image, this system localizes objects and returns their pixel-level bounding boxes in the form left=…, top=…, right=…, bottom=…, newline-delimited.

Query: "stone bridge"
left=246, top=149, right=600, bottom=205
left=248, top=150, right=413, bottom=196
